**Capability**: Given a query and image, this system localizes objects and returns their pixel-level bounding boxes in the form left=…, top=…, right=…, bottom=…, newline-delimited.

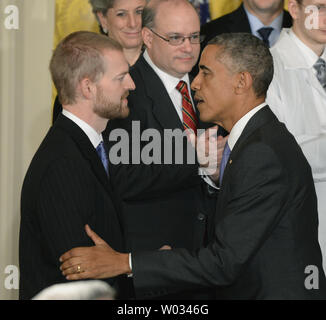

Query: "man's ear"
left=142, top=27, right=153, bottom=49
left=288, top=0, right=300, bottom=21
left=234, top=71, right=252, bottom=95
left=80, top=78, right=96, bottom=100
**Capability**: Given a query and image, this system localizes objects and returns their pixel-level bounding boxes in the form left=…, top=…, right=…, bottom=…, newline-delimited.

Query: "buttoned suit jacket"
left=19, top=114, right=127, bottom=300
left=131, top=106, right=326, bottom=300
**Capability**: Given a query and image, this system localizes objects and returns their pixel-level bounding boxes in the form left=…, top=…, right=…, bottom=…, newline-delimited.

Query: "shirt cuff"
left=199, top=168, right=219, bottom=189
left=127, top=253, right=133, bottom=278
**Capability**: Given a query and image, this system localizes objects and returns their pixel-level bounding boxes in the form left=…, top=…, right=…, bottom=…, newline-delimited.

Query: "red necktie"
left=176, top=80, right=198, bottom=133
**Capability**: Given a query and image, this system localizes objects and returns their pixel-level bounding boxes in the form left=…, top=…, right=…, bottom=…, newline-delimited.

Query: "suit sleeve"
left=105, top=103, right=201, bottom=202
left=131, top=142, right=289, bottom=298
left=36, top=158, right=96, bottom=263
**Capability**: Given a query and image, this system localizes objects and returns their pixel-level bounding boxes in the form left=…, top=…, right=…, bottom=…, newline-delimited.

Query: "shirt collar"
left=62, top=109, right=103, bottom=148
left=143, top=50, right=191, bottom=94
left=228, top=102, right=267, bottom=150
left=274, top=28, right=326, bottom=69
left=244, top=6, right=283, bottom=34
left=289, top=28, right=326, bottom=68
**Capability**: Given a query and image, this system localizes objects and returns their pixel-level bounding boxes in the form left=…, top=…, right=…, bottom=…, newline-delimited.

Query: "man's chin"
left=116, top=105, right=130, bottom=119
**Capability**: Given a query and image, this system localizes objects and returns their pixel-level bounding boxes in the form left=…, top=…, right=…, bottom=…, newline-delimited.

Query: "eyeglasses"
left=150, top=29, right=203, bottom=46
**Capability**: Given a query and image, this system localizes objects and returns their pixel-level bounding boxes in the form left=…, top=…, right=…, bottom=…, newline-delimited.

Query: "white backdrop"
left=0, top=0, right=54, bottom=300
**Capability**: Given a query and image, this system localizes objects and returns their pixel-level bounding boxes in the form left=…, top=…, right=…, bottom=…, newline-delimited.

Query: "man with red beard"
left=19, top=31, right=135, bottom=300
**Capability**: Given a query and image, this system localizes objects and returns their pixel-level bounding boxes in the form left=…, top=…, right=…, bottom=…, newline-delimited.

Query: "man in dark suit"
left=19, top=31, right=135, bottom=299
left=202, top=0, right=292, bottom=48
left=103, top=0, right=227, bottom=299
left=60, top=33, right=326, bottom=299
left=104, top=0, right=225, bottom=257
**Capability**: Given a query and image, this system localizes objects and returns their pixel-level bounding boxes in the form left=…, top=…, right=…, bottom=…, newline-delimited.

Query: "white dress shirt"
left=228, top=103, right=267, bottom=151
left=62, top=109, right=103, bottom=148
left=143, top=50, right=196, bottom=119
left=143, top=50, right=217, bottom=187
left=266, top=28, right=326, bottom=271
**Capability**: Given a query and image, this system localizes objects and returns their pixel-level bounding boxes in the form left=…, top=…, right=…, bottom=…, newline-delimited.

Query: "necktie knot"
left=313, top=58, right=326, bottom=91
left=176, top=80, right=198, bottom=132
left=96, top=141, right=109, bottom=175
left=257, top=27, right=274, bottom=47
left=176, top=80, right=188, bottom=96
left=219, top=141, right=231, bottom=186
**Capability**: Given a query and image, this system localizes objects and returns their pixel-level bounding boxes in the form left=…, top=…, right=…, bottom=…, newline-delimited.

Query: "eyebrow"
left=114, top=70, right=129, bottom=79
left=199, top=65, right=211, bottom=72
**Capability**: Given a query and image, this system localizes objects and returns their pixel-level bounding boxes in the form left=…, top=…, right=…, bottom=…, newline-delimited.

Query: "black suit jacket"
left=104, top=55, right=225, bottom=298
left=104, top=55, right=222, bottom=253
left=131, top=106, right=326, bottom=300
left=19, top=114, right=127, bottom=300
left=201, top=4, right=292, bottom=48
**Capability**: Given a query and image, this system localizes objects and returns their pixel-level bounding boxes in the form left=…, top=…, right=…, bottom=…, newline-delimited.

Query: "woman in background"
left=52, top=0, right=147, bottom=122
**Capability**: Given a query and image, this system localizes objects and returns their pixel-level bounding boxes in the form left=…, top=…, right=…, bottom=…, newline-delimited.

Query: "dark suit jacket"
left=19, top=114, right=127, bottom=300
left=131, top=106, right=326, bottom=300
left=201, top=4, right=292, bottom=48
left=103, top=55, right=225, bottom=298
left=104, top=55, right=222, bottom=252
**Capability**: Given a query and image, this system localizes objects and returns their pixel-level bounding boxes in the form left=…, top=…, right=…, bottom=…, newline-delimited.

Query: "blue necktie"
left=257, top=27, right=273, bottom=47
left=219, top=141, right=231, bottom=186
left=96, top=141, right=109, bottom=175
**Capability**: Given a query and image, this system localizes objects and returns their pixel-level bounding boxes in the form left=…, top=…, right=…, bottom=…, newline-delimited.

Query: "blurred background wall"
left=0, top=0, right=54, bottom=300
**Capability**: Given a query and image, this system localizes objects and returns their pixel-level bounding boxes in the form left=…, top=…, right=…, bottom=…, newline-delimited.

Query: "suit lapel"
left=228, top=4, right=252, bottom=33
left=136, top=56, right=184, bottom=131
left=55, top=114, right=111, bottom=193
left=221, top=106, right=277, bottom=186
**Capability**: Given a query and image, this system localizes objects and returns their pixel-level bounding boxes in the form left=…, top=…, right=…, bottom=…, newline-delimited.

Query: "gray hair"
left=89, top=0, right=116, bottom=16
left=208, top=33, right=274, bottom=98
left=142, top=0, right=199, bottom=29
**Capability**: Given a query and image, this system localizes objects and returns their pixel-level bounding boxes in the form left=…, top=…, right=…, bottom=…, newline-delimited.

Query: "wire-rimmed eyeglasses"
left=150, top=29, right=204, bottom=46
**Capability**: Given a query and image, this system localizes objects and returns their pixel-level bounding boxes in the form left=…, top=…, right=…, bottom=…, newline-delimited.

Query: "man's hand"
left=187, top=126, right=228, bottom=181
left=59, top=225, right=130, bottom=280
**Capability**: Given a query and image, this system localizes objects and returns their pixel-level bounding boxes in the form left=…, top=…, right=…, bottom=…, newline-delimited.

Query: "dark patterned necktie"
left=313, top=58, right=326, bottom=92
left=176, top=80, right=198, bottom=133
left=257, top=27, right=274, bottom=47
left=96, top=141, right=109, bottom=175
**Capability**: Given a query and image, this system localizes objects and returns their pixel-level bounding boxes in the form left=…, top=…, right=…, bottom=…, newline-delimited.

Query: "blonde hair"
left=50, top=31, right=122, bottom=105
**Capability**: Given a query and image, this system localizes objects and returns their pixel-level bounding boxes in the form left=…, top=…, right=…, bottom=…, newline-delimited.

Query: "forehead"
left=102, top=49, right=129, bottom=73
left=154, top=2, right=200, bottom=32
left=200, top=45, right=220, bottom=66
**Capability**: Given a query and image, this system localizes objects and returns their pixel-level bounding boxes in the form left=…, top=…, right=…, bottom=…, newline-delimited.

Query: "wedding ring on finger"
left=77, top=265, right=82, bottom=274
